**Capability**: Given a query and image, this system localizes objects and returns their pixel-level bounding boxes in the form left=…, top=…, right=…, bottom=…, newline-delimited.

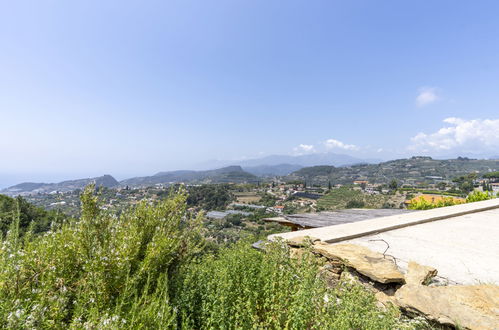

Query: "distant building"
left=353, top=180, right=369, bottom=185
left=269, top=205, right=285, bottom=214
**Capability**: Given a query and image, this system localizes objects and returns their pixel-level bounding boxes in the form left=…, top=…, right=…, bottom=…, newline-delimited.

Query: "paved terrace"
left=269, top=199, right=499, bottom=285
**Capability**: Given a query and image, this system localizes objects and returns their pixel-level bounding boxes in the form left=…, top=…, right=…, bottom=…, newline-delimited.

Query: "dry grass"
left=233, top=192, right=261, bottom=203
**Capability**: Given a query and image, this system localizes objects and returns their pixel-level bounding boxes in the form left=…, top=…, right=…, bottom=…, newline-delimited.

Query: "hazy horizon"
left=2, top=1, right=499, bottom=187
left=2, top=151, right=499, bottom=189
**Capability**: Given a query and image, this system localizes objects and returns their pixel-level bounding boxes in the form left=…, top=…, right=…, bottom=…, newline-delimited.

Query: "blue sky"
left=1, top=1, right=499, bottom=186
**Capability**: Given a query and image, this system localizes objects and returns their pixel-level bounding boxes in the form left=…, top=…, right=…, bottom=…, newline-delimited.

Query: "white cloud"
left=293, top=144, right=316, bottom=155
left=409, top=118, right=499, bottom=154
left=324, top=139, right=358, bottom=151
left=416, top=87, right=439, bottom=107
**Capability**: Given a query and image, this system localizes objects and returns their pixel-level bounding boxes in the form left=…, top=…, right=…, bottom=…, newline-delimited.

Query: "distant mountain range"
left=1, top=152, right=379, bottom=196
left=1, top=175, right=119, bottom=196
left=197, top=152, right=381, bottom=169
left=1, top=166, right=259, bottom=196
left=5, top=155, right=498, bottom=197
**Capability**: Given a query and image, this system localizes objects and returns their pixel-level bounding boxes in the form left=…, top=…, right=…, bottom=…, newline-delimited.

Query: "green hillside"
left=317, top=187, right=393, bottom=210
left=121, top=166, right=259, bottom=187
left=288, top=157, right=499, bottom=185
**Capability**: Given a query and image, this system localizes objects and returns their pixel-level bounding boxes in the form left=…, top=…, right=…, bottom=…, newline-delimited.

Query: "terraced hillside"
left=316, top=187, right=402, bottom=210
left=287, top=157, right=499, bottom=186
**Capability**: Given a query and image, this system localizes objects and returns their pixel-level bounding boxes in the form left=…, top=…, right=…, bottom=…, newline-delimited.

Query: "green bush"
left=176, top=241, right=400, bottom=329
left=466, top=190, right=493, bottom=203
left=0, top=185, right=204, bottom=328
left=407, top=196, right=463, bottom=210
left=0, top=185, right=403, bottom=329
left=0, top=194, right=65, bottom=237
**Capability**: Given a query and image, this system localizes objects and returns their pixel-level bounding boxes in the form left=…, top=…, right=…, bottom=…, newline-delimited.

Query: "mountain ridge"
left=195, top=152, right=381, bottom=169
left=120, top=165, right=258, bottom=187
left=1, top=175, right=119, bottom=196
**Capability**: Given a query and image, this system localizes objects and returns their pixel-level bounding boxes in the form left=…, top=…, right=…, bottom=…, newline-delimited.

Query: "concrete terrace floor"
left=269, top=199, right=499, bottom=285
left=344, top=208, right=499, bottom=285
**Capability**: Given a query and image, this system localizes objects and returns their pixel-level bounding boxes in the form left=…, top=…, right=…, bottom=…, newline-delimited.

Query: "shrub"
left=0, top=185, right=403, bottom=329
left=407, top=196, right=464, bottom=210
left=0, top=185, right=204, bottom=328
left=175, top=241, right=400, bottom=329
left=466, top=190, right=493, bottom=203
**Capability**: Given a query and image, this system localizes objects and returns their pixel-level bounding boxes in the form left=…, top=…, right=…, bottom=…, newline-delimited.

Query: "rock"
left=286, top=236, right=320, bottom=247
left=340, top=270, right=362, bottom=285
left=405, top=261, right=437, bottom=286
left=313, top=243, right=405, bottom=284
left=375, top=291, right=398, bottom=311
left=321, top=261, right=343, bottom=274
left=394, top=284, right=499, bottom=329
left=319, top=265, right=341, bottom=287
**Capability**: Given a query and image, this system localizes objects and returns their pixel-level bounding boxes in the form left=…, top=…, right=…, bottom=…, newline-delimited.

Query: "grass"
left=233, top=191, right=262, bottom=203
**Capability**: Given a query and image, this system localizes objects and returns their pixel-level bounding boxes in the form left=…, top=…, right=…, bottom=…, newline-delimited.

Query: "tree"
left=482, top=171, right=499, bottom=180
left=0, top=194, right=65, bottom=236
left=452, top=173, right=477, bottom=194
left=388, top=179, right=398, bottom=190
left=437, top=182, right=447, bottom=190
left=186, top=184, right=233, bottom=211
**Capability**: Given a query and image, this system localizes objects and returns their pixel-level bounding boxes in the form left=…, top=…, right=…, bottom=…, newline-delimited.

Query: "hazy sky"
left=1, top=1, right=499, bottom=186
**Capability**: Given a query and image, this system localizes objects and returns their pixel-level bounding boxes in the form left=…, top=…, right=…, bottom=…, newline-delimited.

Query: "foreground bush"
left=0, top=185, right=204, bottom=328
left=408, top=196, right=464, bottom=210
left=0, top=186, right=402, bottom=329
left=408, top=190, right=496, bottom=210
left=465, top=190, right=493, bottom=203
left=176, top=242, right=400, bottom=329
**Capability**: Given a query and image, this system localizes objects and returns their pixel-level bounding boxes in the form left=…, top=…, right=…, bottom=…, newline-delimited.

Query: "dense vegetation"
left=0, top=186, right=406, bottom=329
left=185, top=184, right=233, bottom=211
left=482, top=171, right=499, bottom=179
left=0, top=194, right=65, bottom=237
left=120, top=166, right=258, bottom=188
